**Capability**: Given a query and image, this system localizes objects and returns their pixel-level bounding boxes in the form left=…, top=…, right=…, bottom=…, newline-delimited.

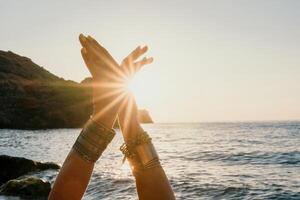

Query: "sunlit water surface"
left=0, top=122, right=300, bottom=199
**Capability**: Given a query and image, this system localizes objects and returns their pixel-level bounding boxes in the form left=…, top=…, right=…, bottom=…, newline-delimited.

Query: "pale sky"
left=1, top=0, right=300, bottom=122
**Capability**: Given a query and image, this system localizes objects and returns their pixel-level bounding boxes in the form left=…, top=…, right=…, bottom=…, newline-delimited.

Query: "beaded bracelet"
left=120, top=131, right=161, bottom=170
left=72, top=117, right=116, bottom=163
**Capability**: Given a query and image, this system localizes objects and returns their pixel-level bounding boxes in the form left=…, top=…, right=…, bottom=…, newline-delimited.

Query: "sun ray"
left=92, top=81, right=123, bottom=89
left=93, top=88, right=124, bottom=101
left=120, top=93, right=135, bottom=138
left=92, top=51, right=127, bottom=82
left=118, top=95, right=129, bottom=129
left=67, top=82, right=124, bottom=109
left=92, top=91, right=127, bottom=122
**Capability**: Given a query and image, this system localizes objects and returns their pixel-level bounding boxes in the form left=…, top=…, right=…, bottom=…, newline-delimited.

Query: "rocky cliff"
left=0, top=50, right=152, bottom=129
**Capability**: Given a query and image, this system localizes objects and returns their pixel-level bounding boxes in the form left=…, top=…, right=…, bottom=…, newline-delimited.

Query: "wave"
left=183, top=150, right=300, bottom=165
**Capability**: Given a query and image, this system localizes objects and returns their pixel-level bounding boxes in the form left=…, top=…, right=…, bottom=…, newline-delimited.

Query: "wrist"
left=124, top=122, right=144, bottom=143
left=92, top=96, right=121, bottom=129
left=73, top=118, right=116, bottom=163
left=92, top=114, right=116, bottom=129
left=120, top=131, right=160, bottom=172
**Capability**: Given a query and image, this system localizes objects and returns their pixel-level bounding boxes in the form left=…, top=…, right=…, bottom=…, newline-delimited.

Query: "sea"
left=0, top=122, right=299, bottom=200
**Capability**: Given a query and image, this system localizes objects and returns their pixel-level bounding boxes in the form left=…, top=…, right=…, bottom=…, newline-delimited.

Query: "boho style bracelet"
left=72, top=117, right=116, bottom=163
left=120, top=131, right=161, bottom=171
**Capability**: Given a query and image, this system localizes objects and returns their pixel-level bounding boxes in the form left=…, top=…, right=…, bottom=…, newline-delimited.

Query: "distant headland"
left=0, top=50, right=153, bottom=129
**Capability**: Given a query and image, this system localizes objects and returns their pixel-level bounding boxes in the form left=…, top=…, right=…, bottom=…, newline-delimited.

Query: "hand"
left=118, top=47, right=153, bottom=143
left=79, top=34, right=123, bottom=128
left=79, top=34, right=153, bottom=130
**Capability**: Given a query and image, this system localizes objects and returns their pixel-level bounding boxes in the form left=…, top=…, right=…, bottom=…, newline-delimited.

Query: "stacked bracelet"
left=120, top=131, right=161, bottom=171
left=72, top=117, right=116, bottom=163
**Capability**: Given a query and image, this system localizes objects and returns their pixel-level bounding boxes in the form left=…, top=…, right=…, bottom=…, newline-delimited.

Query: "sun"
left=120, top=68, right=159, bottom=110
left=121, top=73, right=148, bottom=107
left=123, top=77, right=139, bottom=95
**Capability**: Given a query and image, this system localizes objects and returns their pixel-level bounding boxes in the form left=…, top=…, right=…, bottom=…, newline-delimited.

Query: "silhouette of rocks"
left=0, top=50, right=153, bottom=129
left=0, top=155, right=60, bottom=185
left=138, top=109, right=153, bottom=123
left=0, top=50, right=92, bottom=129
left=0, top=177, right=51, bottom=198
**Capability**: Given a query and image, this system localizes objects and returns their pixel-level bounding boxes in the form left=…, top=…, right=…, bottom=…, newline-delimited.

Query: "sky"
left=1, top=0, right=300, bottom=122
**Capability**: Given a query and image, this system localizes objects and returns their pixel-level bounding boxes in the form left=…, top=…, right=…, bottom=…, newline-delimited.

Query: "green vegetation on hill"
left=0, top=50, right=92, bottom=129
left=0, top=50, right=153, bottom=129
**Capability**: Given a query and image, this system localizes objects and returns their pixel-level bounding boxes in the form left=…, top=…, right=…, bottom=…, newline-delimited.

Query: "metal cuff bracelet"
left=72, top=117, right=116, bottom=163
left=120, top=131, right=161, bottom=170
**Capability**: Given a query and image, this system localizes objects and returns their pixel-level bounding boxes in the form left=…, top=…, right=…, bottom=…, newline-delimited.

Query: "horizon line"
left=150, top=119, right=300, bottom=124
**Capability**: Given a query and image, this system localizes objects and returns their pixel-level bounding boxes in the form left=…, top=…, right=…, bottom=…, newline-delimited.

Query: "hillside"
left=0, top=50, right=152, bottom=129
left=0, top=50, right=91, bottom=129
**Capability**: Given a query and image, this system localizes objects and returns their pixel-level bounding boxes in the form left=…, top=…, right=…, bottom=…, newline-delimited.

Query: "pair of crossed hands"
left=79, top=34, right=153, bottom=143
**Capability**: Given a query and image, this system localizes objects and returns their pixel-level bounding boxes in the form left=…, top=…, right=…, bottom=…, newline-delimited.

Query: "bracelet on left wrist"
left=72, top=117, right=116, bottom=163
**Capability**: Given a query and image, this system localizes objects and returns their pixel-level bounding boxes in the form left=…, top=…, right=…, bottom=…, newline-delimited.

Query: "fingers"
left=79, top=33, right=87, bottom=47
left=87, top=35, right=103, bottom=49
left=80, top=33, right=153, bottom=82
left=122, top=56, right=154, bottom=77
left=79, top=33, right=100, bottom=51
left=79, top=33, right=124, bottom=81
left=123, top=45, right=148, bottom=65
left=79, top=34, right=101, bottom=62
left=121, top=45, right=153, bottom=78
left=134, top=57, right=154, bottom=71
left=81, top=47, right=95, bottom=75
left=86, top=35, right=108, bottom=56
left=81, top=34, right=113, bottom=63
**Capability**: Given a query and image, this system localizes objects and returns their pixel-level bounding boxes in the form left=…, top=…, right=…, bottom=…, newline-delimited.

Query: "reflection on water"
left=0, top=122, right=300, bottom=199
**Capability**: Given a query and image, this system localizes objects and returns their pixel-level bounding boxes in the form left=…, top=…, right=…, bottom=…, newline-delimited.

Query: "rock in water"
left=113, top=109, right=153, bottom=128
left=138, top=109, right=153, bottom=123
left=0, top=177, right=51, bottom=197
left=0, top=155, right=60, bottom=184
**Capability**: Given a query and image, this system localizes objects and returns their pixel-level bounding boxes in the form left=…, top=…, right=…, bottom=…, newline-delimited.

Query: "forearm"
left=48, top=150, right=94, bottom=200
left=133, top=159, right=175, bottom=200
left=120, top=124, right=175, bottom=200
left=49, top=118, right=115, bottom=200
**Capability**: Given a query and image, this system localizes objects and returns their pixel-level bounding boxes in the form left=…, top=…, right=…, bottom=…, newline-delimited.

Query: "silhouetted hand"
left=79, top=34, right=153, bottom=129
left=79, top=34, right=122, bottom=128
left=118, top=47, right=153, bottom=143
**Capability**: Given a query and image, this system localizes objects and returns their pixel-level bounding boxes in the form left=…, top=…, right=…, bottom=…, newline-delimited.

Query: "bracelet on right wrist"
left=120, top=131, right=161, bottom=171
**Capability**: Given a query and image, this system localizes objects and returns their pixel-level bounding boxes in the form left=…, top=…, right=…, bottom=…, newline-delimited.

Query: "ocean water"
left=0, top=122, right=299, bottom=200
